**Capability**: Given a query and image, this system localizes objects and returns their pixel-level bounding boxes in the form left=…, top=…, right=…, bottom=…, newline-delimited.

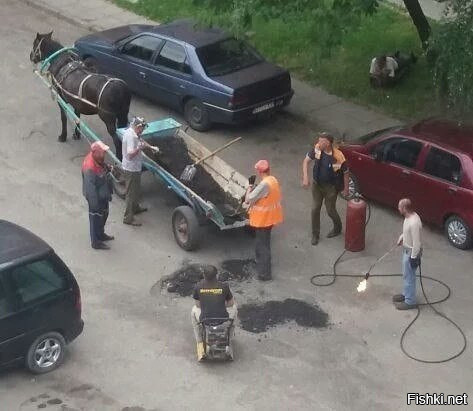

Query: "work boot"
left=327, top=228, right=341, bottom=238
left=92, top=242, right=110, bottom=250
left=196, top=342, right=206, bottom=362
left=134, top=205, right=148, bottom=215
left=392, top=294, right=405, bottom=303
left=394, top=301, right=418, bottom=310
left=123, top=219, right=142, bottom=227
left=311, top=235, right=319, bottom=246
left=100, top=233, right=115, bottom=241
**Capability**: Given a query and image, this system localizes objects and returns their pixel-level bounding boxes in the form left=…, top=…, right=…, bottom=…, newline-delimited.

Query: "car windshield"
left=354, top=126, right=401, bottom=144
left=197, top=38, right=263, bottom=77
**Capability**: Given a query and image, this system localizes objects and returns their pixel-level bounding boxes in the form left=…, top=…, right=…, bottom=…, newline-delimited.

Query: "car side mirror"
left=372, top=149, right=382, bottom=161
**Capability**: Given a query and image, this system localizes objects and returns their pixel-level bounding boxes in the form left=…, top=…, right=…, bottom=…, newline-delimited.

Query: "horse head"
left=30, top=31, right=54, bottom=64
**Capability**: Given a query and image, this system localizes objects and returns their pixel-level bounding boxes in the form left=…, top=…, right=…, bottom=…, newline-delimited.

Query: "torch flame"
left=357, top=279, right=367, bottom=293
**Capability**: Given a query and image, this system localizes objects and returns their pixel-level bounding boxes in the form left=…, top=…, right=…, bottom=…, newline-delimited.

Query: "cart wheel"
left=172, top=206, right=200, bottom=251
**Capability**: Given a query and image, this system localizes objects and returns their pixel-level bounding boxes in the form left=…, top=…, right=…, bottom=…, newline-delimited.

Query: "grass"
left=113, top=0, right=439, bottom=120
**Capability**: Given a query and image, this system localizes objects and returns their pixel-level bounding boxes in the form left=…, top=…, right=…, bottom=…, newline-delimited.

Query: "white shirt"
left=370, top=56, right=398, bottom=78
left=121, top=127, right=142, bottom=172
left=399, top=212, right=422, bottom=258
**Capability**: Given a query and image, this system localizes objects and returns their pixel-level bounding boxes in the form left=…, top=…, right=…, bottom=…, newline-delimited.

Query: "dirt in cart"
left=145, top=134, right=241, bottom=212
left=238, top=298, right=329, bottom=333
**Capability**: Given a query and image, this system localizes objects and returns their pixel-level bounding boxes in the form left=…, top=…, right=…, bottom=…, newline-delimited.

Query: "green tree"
left=430, top=0, right=473, bottom=114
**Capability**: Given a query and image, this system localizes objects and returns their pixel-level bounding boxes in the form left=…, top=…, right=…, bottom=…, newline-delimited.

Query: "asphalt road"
left=1, top=1, right=472, bottom=410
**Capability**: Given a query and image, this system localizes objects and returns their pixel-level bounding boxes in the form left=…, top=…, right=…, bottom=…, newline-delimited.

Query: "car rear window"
left=8, top=258, right=68, bottom=306
left=197, top=38, right=263, bottom=76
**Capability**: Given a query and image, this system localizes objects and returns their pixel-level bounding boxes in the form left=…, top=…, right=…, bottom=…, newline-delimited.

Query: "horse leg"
left=104, top=116, right=122, bottom=162
left=117, top=110, right=129, bottom=129
left=73, top=109, right=81, bottom=140
left=58, top=103, right=67, bottom=142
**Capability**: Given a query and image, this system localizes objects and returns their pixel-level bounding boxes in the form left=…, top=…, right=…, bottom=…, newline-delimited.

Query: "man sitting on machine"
left=191, top=265, right=237, bottom=361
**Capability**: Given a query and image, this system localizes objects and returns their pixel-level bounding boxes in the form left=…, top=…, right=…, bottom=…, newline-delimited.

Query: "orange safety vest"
left=249, top=176, right=284, bottom=228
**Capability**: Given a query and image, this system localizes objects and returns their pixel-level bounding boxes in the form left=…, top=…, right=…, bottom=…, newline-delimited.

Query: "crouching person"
left=191, top=266, right=237, bottom=361
left=82, top=141, right=114, bottom=250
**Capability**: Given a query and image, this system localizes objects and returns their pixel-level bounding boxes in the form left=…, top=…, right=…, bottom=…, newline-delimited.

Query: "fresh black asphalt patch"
left=238, top=298, right=329, bottom=333
left=160, top=259, right=255, bottom=297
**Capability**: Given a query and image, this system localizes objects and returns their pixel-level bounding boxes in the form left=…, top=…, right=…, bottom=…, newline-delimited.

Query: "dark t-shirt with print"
left=193, top=280, right=233, bottom=321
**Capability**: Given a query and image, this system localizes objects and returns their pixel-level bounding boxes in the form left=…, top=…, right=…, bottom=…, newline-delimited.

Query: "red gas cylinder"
left=345, top=197, right=367, bottom=252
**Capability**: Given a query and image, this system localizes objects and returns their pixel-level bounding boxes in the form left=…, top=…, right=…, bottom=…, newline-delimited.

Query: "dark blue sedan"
left=74, top=19, right=294, bottom=131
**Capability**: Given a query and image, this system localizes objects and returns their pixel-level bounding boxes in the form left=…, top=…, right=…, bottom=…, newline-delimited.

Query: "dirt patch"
left=146, top=134, right=241, bottom=214
left=238, top=298, right=329, bottom=333
left=218, top=259, right=255, bottom=282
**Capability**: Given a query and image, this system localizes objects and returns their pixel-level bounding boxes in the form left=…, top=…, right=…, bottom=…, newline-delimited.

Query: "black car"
left=0, top=220, right=83, bottom=374
left=75, top=19, right=294, bottom=131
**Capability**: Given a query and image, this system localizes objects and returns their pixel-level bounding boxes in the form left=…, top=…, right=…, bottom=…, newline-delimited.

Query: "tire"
left=184, top=98, right=212, bottom=132
left=172, top=205, right=200, bottom=251
left=26, top=332, right=66, bottom=374
left=445, top=215, right=472, bottom=250
left=341, top=172, right=360, bottom=200
left=83, top=56, right=99, bottom=73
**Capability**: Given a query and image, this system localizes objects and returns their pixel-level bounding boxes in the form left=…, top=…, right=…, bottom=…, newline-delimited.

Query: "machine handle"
left=139, top=71, right=146, bottom=79
left=447, top=186, right=458, bottom=194
left=401, top=169, right=411, bottom=176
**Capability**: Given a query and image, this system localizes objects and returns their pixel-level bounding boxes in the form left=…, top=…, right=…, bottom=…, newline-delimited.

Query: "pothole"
left=158, top=259, right=255, bottom=297
left=238, top=298, right=329, bottom=333
left=218, top=259, right=255, bottom=281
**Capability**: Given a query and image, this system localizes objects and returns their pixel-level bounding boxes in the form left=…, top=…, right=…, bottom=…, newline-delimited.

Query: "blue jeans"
left=402, top=247, right=417, bottom=305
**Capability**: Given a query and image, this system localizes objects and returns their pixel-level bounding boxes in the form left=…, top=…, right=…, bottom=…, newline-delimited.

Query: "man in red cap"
left=82, top=141, right=114, bottom=250
left=245, top=160, right=284, bottom=280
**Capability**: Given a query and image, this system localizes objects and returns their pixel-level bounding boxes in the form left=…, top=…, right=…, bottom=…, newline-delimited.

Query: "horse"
left=30, top=31, right=131, bottom=160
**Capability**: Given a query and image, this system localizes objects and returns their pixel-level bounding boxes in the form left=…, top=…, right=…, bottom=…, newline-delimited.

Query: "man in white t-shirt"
left=393, top=198, right=422, bottom=310
left=121, top=117, right=148, bottom=226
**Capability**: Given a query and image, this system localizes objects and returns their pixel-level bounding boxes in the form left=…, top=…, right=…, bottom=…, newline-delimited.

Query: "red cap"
left=91, top=141, right=109, bottom=154
left=255, top=159, right=269, bottom=173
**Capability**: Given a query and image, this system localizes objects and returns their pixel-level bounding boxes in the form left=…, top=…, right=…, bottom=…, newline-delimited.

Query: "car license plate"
left=252, top=99, right=284, bottom=114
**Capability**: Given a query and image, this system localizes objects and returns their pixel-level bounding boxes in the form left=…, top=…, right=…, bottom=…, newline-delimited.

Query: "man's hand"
left=248, top=175, right=256, bottom=185
left=302, top=176, right=310, bottom=188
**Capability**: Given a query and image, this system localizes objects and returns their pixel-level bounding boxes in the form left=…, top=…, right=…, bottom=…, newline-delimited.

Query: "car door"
left=110, top=35, right=165, bottom=96
left=1, top=256, right=72, bottom=362
left=366, top=137, right=424, bottom=206
left=0, top=272, right=22, bottom=366
left=409, top=146, right=464, bottom=225
left=149, top=40, right=193, bottom=109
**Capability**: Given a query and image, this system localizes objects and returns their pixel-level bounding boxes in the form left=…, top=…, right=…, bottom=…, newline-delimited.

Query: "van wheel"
left=445, top=215, right=472, bottom=250
left=184, top=98, right=212, bottom=132
left=26, top=332, right=66, bottom=374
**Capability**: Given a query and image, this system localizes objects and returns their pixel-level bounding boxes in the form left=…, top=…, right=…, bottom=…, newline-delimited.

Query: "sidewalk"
left=22, top=0, right=400, bottom=139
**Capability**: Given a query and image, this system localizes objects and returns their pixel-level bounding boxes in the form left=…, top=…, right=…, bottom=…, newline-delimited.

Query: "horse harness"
left=50, top=59, right=126, bottom=112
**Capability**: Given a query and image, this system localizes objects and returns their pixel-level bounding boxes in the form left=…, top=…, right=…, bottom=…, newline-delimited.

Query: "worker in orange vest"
left=245, top=160, right=284, bottom=281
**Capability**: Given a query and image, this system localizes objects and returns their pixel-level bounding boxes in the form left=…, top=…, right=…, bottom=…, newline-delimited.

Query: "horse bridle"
left=32, top=37, right=45, bottom=62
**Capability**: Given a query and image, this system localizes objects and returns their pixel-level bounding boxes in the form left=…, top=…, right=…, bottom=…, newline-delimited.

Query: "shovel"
left=180, top=136, right=242, bottom=183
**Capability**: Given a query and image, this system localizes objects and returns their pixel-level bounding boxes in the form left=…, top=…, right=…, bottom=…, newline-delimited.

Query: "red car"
left=341, top=119, right=473, bottom=249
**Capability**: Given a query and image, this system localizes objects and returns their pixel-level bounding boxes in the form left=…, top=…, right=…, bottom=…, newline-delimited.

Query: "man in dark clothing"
left=302, top=132, right=349, bottom=245
left=82, top=141, right=114, bottom=250
left=191, top=266, right=237, bottom=361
